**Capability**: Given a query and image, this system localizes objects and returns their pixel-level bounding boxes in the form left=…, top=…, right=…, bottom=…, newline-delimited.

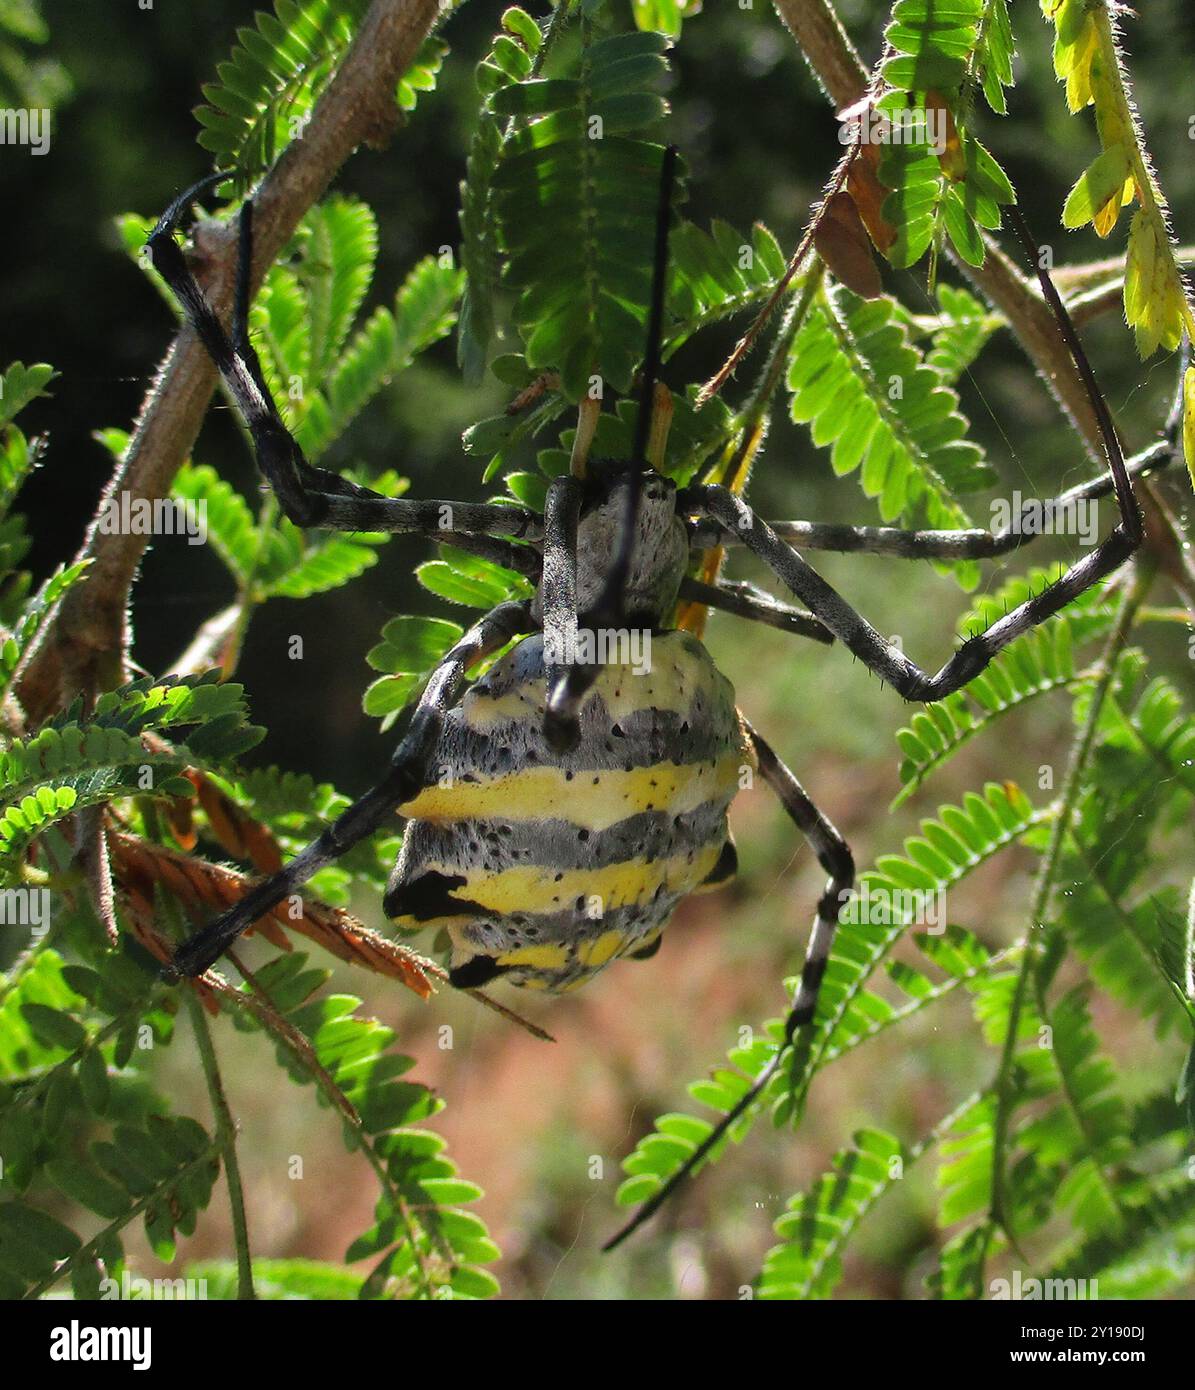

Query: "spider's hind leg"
left=168, top=599, right=532, bottom=980
left=683, top=207, right=1150, bottom=704
left=690, top=479, right=1142, bottom=701
left=744, top=721, right=854, bottom=1040
left=603, top=717, right=853, bottom=1251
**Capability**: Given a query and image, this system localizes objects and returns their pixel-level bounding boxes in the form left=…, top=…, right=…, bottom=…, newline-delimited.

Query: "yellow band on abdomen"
left=399, top=751, right=744, bottom=832
left=418, top=841, right=725, bottom=918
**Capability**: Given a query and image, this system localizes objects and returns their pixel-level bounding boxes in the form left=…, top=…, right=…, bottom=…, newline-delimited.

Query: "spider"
left=147, top=143, right=1171, bottom=1249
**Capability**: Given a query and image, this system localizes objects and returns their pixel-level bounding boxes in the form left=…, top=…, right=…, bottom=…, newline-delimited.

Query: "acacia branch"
left=773, top=0, right=1192, bottom=611
left=772, top=0, right=1106, bottom=456
left=18, top=0, right=444, bottom=721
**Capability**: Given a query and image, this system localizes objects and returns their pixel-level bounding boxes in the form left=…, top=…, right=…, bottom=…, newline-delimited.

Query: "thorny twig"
left=17, top=0, right=446, bottom=722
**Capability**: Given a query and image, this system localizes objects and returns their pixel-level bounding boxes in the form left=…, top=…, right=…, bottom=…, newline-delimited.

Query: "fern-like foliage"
left=487, top=26, right=675, bottom=400
left=0, top=921, right=220, bottom=1299
left=1026, top=987, right=1133, bottom=1235
left=1045, top=1175, right=1195, bottom=1297
left=665, top=218, right=787, bottom=358
left=787, top=282, right=994, bottom=584
left=0, top=362, right=90, bottom=703
left=629, top=0, right=702, bottom=40
left=0, top=361, right=54, bottom=583
left=758, top=1128, right=909, bottom=1299
left=615, top=577, right=1195, bottom=1296
left=0, top=675, right=263, bottom=869
left=877, top=0, right=1018, bottom=274
left=193, top=0, right=446, bottom=193
left=457, top=6, right=545, bottom=383
left=364, top=613, right=464, bottom=724
left=252, top=197, right=464, bottom=461
left=1053, top=666, right=1195, bottom=1036
left=0, top=921, right=496, bottom=1298
left=0, top=361, right=55, bottom=434
left=923, top=283, right=1001, bottom=382
left=228, top=952, right=499, bottom=1298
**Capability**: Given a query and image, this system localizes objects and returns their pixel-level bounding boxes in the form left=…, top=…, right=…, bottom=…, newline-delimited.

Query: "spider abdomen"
left=386, top=630, right=749, bottom=992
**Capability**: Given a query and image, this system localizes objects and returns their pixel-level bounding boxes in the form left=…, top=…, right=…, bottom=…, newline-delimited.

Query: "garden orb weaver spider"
left=148, top=142, right=1167, bottom=1248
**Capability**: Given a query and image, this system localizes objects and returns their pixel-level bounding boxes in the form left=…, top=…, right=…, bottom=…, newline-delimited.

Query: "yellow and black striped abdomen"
left=386, top=630, right=748, bottom=992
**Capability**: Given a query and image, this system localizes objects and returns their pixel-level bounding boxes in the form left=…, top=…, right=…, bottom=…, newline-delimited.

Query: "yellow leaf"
left=1124, top=209, right=1184, bottom=358
left=1091, top=196, right=1119, bottom=238
left=1062, top=145, right=1131, bottom=233
left=1184, top=366, right=1195, bottom=495
left=1052, top=3, right=1097, bottom=109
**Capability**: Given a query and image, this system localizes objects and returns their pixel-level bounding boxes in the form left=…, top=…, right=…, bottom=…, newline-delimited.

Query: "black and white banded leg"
left=688, top=479, right=1139, bottom=702
left=680, top=203, right=1149, bottom=701
left=678, top=577, right=832, bottom=644
left=748, top=723, right=855, bottom=1039
left=604, top=719, right=853, bottom=1250
left=147, top=178, right=541, bottom=546
left=169, top=599, right=533, bottom=979
left=685, top=439, right=1173, bottom=560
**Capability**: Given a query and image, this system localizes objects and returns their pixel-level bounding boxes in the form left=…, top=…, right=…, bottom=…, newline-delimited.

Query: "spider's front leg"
left=168, top=599, right=533, bottom=979
left=684, top=205, right=1150, bottom=703
left=146, top=178, right=541, bottom=546
left=684, top=434, right=1174, bottom=562
left=688, top=480, right=1141, bottom=702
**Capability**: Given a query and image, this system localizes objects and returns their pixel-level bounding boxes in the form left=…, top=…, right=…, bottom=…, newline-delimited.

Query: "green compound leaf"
left=489, top=29, right=677, bottom=401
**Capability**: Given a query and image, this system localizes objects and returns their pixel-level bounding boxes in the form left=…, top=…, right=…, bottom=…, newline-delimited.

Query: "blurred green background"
left=3, top=0, right=1193, bottom=1297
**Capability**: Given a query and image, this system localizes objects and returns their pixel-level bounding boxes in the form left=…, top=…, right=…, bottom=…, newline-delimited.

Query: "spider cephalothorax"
left=553, top=463, right=686, bottom=626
